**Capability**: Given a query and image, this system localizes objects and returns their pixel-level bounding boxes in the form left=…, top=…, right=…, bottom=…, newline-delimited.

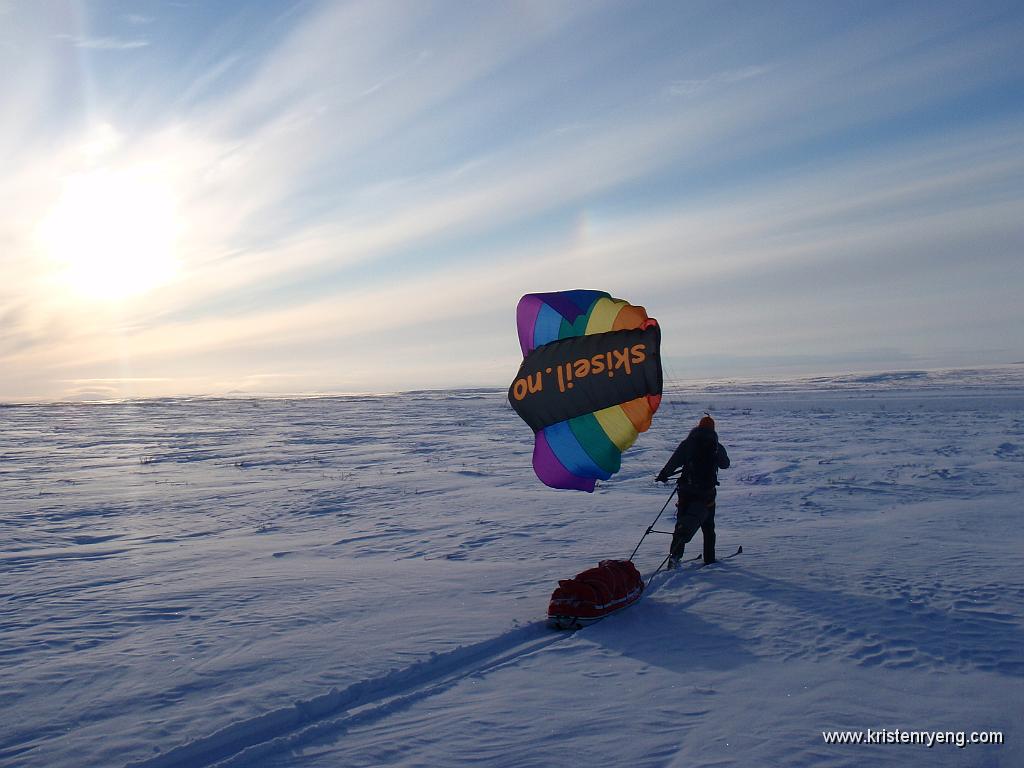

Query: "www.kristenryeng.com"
left=822, top=728, right=1004, bottom=749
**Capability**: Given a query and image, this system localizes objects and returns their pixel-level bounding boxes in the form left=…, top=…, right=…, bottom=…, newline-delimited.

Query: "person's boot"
left=667, top=542, right=684, bottom=569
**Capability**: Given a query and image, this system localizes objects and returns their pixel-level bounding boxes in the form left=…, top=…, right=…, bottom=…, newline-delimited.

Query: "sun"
left=39, top=165, right=180, bottom=301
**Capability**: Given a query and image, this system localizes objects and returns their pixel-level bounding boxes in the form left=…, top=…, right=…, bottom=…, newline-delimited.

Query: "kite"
left=508, top=289, right=662, bottom=491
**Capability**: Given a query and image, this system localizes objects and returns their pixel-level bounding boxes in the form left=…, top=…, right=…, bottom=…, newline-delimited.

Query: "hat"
left=698, top=414, right=715, bottom=430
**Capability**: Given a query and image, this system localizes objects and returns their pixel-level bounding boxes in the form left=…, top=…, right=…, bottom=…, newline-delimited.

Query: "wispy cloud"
left=55, top=34, right=149, bottom=50
left=667, top=65, right=770, bottom=97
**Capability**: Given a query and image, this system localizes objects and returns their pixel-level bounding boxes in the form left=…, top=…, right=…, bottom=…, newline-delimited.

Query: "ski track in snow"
left=1, top=370, right=1023, bottom=767
left=123, top=622, right=565, bottom=768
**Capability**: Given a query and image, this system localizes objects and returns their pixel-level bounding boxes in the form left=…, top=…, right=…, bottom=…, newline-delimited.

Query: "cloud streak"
left=667, top=65, right=770, bottom=97
left=55, top=34, right=149, bottom=50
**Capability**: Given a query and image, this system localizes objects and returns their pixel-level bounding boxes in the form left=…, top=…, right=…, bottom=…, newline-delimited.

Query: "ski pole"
left=628, top=485, right=677, bottom=562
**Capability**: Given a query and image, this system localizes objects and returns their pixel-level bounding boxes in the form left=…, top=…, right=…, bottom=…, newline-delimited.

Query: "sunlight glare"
left=39, top=165, right=180, bottom=301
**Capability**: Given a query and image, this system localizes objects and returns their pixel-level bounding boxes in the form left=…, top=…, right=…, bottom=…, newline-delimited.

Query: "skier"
left=656, top=413, right=730, bottom=567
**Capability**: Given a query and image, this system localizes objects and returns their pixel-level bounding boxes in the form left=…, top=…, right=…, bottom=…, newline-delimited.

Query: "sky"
left=1, top=0, right=1023, bottom=401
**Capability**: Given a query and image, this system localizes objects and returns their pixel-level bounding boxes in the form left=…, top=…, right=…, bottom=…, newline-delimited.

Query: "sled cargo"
left=547, top=559, right=644, bottom=630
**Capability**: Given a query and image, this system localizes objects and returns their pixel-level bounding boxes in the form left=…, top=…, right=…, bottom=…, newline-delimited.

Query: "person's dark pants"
left=670, top=492, right=716, bottom=563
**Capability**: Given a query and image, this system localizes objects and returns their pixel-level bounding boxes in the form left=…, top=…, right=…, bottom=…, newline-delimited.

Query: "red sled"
left=547, top=559, right=645, bottom=630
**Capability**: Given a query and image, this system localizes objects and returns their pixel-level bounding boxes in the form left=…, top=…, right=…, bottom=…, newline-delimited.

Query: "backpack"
left=683, top=429, right=719, bottom=490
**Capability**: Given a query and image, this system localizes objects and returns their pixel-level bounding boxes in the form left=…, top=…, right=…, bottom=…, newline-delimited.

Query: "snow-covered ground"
left=2, top=368, right=1022, bottom=767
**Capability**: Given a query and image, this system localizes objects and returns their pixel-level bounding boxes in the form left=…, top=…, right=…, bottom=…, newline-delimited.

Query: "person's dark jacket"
left=656, top=425, right=730, bottom=497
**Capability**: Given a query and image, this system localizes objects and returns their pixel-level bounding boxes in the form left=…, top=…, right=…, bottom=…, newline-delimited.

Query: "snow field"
left=1, top=370, right=1022, bottom=766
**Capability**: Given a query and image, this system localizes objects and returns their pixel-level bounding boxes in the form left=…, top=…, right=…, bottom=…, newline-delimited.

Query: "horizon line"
left=5, top=362, right=1023, bottom=407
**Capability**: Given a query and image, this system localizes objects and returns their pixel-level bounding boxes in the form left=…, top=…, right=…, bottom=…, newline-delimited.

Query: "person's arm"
left=656, top=441, right=688, bottom=482
left=716, top=443, right=730, bottom=470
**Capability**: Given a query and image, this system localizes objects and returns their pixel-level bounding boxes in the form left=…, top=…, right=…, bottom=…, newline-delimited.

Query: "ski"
left=648, top=551, right=699, bottom=580
left=694, top=545, right=743, bottom=569
left=667, top=553, right=703, bottom=570
left=647, top=545, right=742, bottom=584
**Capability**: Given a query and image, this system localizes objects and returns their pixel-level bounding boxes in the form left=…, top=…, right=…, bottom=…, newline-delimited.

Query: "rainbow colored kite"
left=509, top=290, right=663, bottom=491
